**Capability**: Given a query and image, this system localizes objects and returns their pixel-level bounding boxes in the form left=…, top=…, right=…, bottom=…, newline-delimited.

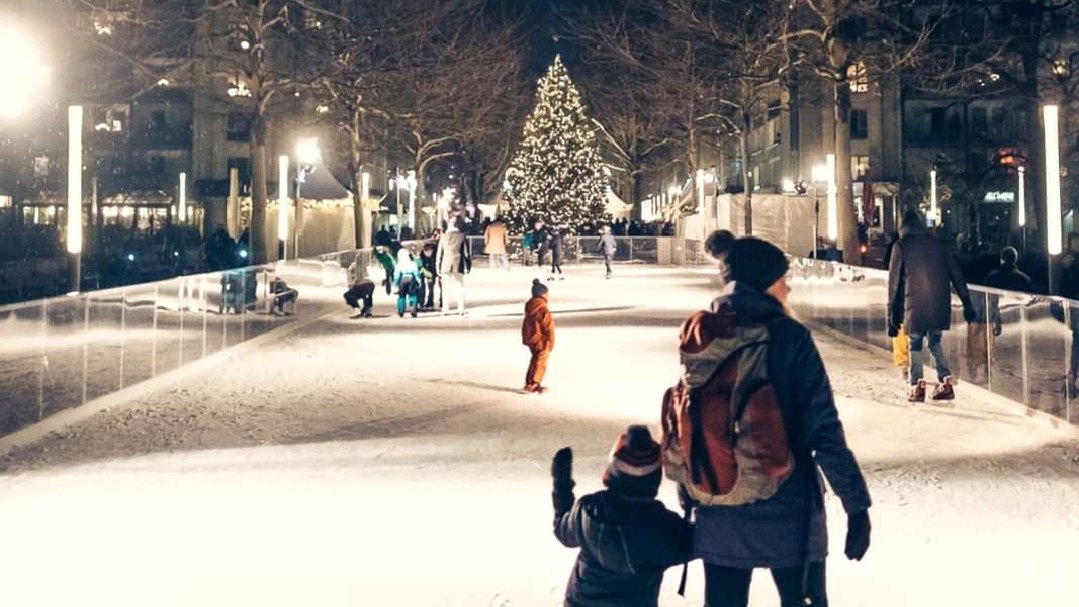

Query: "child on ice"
left=550, top=425, right=693, bottom=607
left=521, top=278, right=554, bottom=394
left=393, top=248, right=422, bottom=318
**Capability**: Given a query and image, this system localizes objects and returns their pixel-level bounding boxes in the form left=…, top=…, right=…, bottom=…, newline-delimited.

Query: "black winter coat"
left=888, top=220, right=974, bottom=333
left=555, top=490, right=692, bottom=607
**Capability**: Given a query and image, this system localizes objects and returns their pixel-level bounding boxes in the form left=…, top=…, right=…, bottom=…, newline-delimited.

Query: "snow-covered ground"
left=0, top=264, right=1077, bottom=607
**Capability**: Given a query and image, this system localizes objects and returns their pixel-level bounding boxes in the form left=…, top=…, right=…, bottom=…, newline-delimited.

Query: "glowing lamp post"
left=278, top=155, right=289, bottom=260
left=407, top=170, right=418, bottom=234
left=825, top=154, right=837, bottom=242
left=1045, top=104, right=1063, bottom=293
left=361, top=171, right=371, bottom=248
left=67, top=105, right=83, bottom=294
left=178, top=172, right=187, bottom=223
left=295, top=137, right=321, bottom=258
left=1017, top=165, right=1026, bottom=250
left=930, top=168, right=938, bottom=226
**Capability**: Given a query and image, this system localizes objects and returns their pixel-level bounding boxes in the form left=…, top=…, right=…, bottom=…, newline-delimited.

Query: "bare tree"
left=656, top=0, right=799, bottom=235
left=575, top=4, right=712, bottom=221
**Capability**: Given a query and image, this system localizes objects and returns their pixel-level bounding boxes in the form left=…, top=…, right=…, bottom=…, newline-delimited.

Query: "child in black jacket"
left=551, top=425, right=693, bottom=607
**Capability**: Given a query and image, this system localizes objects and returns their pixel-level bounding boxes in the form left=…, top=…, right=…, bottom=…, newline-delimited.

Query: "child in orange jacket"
left=521, top=278, right=555, bottom=394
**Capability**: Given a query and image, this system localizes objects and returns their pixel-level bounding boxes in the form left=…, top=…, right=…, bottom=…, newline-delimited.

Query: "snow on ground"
left=0, top=265, right=1077, bottom=606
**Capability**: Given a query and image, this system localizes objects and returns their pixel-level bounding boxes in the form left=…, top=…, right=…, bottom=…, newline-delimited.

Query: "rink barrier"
left=0, top=249, right=373, bottom=440
left=787, top=256, right=1078, bottom=427
left=388, top=235, right=711, bottom=267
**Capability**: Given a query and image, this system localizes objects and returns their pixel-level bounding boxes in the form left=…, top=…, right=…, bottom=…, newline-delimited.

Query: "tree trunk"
left=834, top=80, right=859, bottom=260
left=349, top=113, right=369, bottom=250
left=740, top=113, right=753, bottom=236
left=249, top=113, right=268, bottom=264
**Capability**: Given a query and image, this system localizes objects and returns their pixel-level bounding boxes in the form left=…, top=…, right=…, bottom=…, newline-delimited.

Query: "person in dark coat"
left=551, top=425, right=693, bottom=607
left=691, top=232, right=872, bottom=607
left=966, top=246, right=1034, bottom=381
left=597, top=225, right=617, bottom=278
left=549, top=227, right=565, bottom=280
left=533, top=219, right=551, bottom=267
left=888, top=210, right=976, bottom=402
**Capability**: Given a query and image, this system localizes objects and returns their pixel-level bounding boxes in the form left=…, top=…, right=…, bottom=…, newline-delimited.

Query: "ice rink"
left=0, top=264, right=1077, bottom=606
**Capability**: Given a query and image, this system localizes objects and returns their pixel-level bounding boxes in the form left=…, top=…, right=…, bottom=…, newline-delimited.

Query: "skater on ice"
left=521, top=278, right=554, bottom=394
left=393, top=248, right=422, bottom=318
left=887, top=210, right=976, bottom=402
left=343, top=257, right=375, bottom=318
left=667, top=230, right=872, bottom=607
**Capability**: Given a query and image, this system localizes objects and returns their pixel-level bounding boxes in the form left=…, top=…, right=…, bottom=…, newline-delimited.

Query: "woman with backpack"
left=665, top=230, right=872, bottom=607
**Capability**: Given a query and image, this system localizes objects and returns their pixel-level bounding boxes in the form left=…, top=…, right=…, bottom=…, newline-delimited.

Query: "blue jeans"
left=909, top=330, right=951, bottom=384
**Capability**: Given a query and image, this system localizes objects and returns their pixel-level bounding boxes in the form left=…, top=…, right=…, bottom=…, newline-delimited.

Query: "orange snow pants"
left=525, top=348, right=550, bottom=388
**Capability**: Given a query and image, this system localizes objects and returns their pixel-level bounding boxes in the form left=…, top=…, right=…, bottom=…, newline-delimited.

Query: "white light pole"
left=178, top=171, right=187, bottom=223
left=1017, top=165, right=1026, bottom=250
left=407, top=169, right=418, bottom=234
left=394, top=170, right=404, bottom=229
left=361, top=170, right=371, bottom=248
left=1045, top=104, right=1063, bottom=293
left=278, top=155, right=289, bottom=261
left=930, top=168, right=938, bottom=226
left=825, top=154, right=837, bottom=242
left=67, top=105, right=83, bottom=294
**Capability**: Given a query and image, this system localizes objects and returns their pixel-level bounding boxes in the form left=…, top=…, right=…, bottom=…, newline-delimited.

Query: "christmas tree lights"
left=502, top=56, right=610, bottom=234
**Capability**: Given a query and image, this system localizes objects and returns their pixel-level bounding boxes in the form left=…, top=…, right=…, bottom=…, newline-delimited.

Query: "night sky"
left=485, top=0, right=624, bottom=76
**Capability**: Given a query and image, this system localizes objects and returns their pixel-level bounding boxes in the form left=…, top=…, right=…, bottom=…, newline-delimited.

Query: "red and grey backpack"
left=661, top=303, right=795, bottom=507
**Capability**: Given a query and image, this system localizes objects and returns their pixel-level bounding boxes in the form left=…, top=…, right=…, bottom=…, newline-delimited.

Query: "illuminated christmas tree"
left=502, top=56, right=610, bottom=233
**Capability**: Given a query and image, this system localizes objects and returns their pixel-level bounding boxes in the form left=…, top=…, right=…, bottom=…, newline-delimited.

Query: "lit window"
left=847, top=62, right=868, bottom=93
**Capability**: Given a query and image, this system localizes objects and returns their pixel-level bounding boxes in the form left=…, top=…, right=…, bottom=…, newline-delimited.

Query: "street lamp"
left=825, top=154, right=837, bottom=242
left=407, top=169, right=418, bottom=234
left=929, top=168, right=938, bottom=226
left=1045, top=104, right=1063, bottom=293
left=178, top=171, right=187, bottom=223
left=278, top=155, right=289, bottom=260
left=393, top=170, right=407, bottom=231
left=67, top=105, right=83, bottom=293
left=295, top=137, right=320, bottom=258
left=1017, top=165, right=1026, bottom=250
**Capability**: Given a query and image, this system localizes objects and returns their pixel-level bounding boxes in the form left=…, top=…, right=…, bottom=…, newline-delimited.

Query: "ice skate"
left=931, top=377, right=955, bottom=401
left=908, top=379, right=926, bottom=403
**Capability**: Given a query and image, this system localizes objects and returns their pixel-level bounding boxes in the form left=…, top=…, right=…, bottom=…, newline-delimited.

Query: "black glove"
left=551, top=447, right=575, bottom=516
left=963, top=306, right=977, bottom=324
left=887, top=323, right=900, bottom=338
left=844, top=510, right=871, bottom=561
left=992, top=319, right=1002, bottom=337
left=677, top=484, right=697, bottom=511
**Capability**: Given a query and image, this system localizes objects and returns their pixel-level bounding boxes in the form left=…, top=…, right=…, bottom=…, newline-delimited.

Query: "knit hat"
left=531, top=278, right=548, bottom=298
left=1000, top=246, right=1018, bottom=267
left=706, top=230, right=790, bottom=293
left=602, top=425, right=663, bottom=499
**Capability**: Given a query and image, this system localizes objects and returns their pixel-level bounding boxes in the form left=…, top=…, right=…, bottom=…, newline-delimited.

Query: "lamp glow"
left=930, top=169, right=938, bottom=225
left=67, top=105, right=82, bottom=254
left=278, top=155, right=289, bottom=242
left=178, top=172, right=187, bottom=222
left=407, top=169, right=418, bottom=232
left=825, top=154, right=837, bottom=241
left=1044, top=105, right=1063, bottom=255
left=1017, top=166, right=1026, bottom=228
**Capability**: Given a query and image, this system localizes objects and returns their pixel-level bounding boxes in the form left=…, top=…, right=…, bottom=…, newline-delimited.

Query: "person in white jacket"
left=436, top=217, right=472, bottom=315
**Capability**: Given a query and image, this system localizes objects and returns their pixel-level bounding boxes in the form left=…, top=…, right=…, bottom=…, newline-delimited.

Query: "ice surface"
left=0, top=265, right=1076, bottom=606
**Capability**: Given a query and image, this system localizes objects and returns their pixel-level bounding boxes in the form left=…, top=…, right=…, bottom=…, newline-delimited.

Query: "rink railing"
left=787, top=256, right=1078, bottom=426
left=390, top=235, right=711, bottom=267
left=0, top=249, right=372, bottom=439
left=0, top=236, right=702, bottom=441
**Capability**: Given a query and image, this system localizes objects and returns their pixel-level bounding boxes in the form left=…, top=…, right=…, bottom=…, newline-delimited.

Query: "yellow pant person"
left=892, top=324, right=909, bottom=370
